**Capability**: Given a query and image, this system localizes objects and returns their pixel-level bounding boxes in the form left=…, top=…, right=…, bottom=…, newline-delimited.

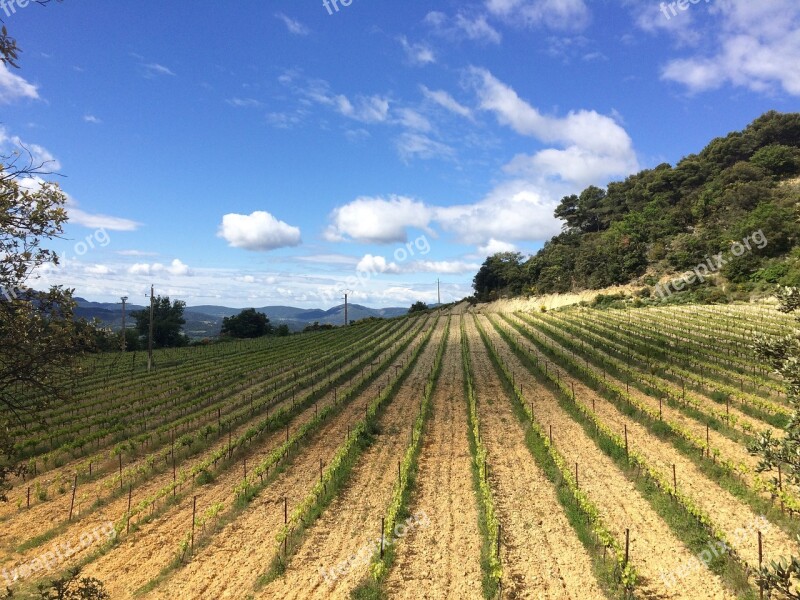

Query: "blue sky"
left=1, top=0, right=798, bottom=308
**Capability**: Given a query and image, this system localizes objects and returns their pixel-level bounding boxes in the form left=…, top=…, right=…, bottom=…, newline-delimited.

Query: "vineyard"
left=1, top=302, right=798, bottom=599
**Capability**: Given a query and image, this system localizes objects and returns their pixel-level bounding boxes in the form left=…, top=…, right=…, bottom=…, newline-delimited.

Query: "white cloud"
left=83, top=115, right=102, bottom=124
left=478, top=239, right=517, bottom=255
left=326, top=67, right=641, bottom=250
left=325, top=196, right=433, bottom=244
left=166, top=259, right=190, bottom=276
left=469, top=67, right=638, bottom=186
left=0, top=128, right=61, bottom=171
left=409, top=260, right=481, bottom=274
left=435, top=179, right=562, bottom=245
left=655, top=0, right=800, bottom=96
left=129, top=263, right=153, bottom=276
left=127, top=259, right=191, bottom=277
left=0, top=63, right=39, bottom=104
left=275, top=12, right=311, bottom=36
left=420, top=86, right=473, bottom=119
left=67, top=207, right=141, bottom=231
left=398, top=36, right=436, bottom=65
left=85, top=264, right=113, bottom=276
left=485, top=0, right=590, bottom=31
left=12, top=171, right=141, bottom=232
left=356, top=254, right=402, bottom=274
left=218, top=211, right=302, bottom=252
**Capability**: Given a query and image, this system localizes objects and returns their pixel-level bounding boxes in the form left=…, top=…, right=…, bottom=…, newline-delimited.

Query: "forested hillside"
left=473, top=111, right=800, bottom=301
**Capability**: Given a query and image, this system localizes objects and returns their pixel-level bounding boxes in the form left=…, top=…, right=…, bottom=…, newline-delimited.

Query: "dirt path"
left=383, top=314, right=484, bottom=600
left=71, top=321, right=431, bottom=599
left=465, top=316, right=604, bottom=600
left=479, top=314, right=735, bottom=599
left=256, top=318, right=448, bottom=600
left=489, top=313, right=797, bottom=569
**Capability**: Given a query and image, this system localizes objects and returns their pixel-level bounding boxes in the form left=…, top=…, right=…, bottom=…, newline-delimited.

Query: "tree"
left=473, top=252, right=525, bottom=301
left=0, top=161, right=94, bottom=501
left=132, top=297, right=187, bottom=349
left=220, top=308, right=273, bottom=339
left=750, top=287, right=800, bottom=598
left=275, top=323, right=291, bottom=337
left=408, top=301, right=428, bottom=314
left=303, top=321, right=334, bottom=333
left=554, top=186, right=609, bottom=233
left=37, top=566, right=109, bottom=600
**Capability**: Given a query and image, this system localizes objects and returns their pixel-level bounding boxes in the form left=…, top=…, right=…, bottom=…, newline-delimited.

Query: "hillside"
left=473, top=111, right=800, bottom=302
left=73, top=298, right=408, bottom=338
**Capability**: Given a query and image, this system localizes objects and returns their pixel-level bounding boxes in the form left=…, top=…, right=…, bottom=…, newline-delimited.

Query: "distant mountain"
left=73, top=298, right=408, bottom=338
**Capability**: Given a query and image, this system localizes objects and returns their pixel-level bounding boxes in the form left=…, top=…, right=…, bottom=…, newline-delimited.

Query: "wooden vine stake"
left=191, top=495, right=197, bottom=555
left=68, top=474, right=78, bottom=522
left=380, top=517, right=385, bottom=559
left=625, top=528, right=630, bottom=568
left=758, top=530, right=764, bottom=600
left=127, top=485, right=133, bottom=535
left=624, top=424, right=629, bottom=460
left=673, top=464, right=677, bottom=496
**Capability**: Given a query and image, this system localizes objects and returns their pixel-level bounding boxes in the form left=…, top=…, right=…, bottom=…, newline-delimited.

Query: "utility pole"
left=120, top=296, right=128, bottom=352
left=437, top=278, right=441, bottom=306
left=147, top=285, right=154, bottom=372
left=341, top=289, right=352, bottom=326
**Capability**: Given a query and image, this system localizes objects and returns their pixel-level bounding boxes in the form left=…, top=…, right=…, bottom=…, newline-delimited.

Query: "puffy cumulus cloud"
left=324, top=196, right=433, bottom=244
left=166, top=259, right=190, bottom=276
left=478, top=239, right=517, bottom=255
left=218, top=211, right=302, bottom=251
left=0, top=63, right=39, bottom=104
left=648, top=0, right=800, bottom=96
left=485, top=0, right=590, bottom=31
left=435, top=179, right=562, bottom=245
left=356, top=254, right=402, bottom=274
